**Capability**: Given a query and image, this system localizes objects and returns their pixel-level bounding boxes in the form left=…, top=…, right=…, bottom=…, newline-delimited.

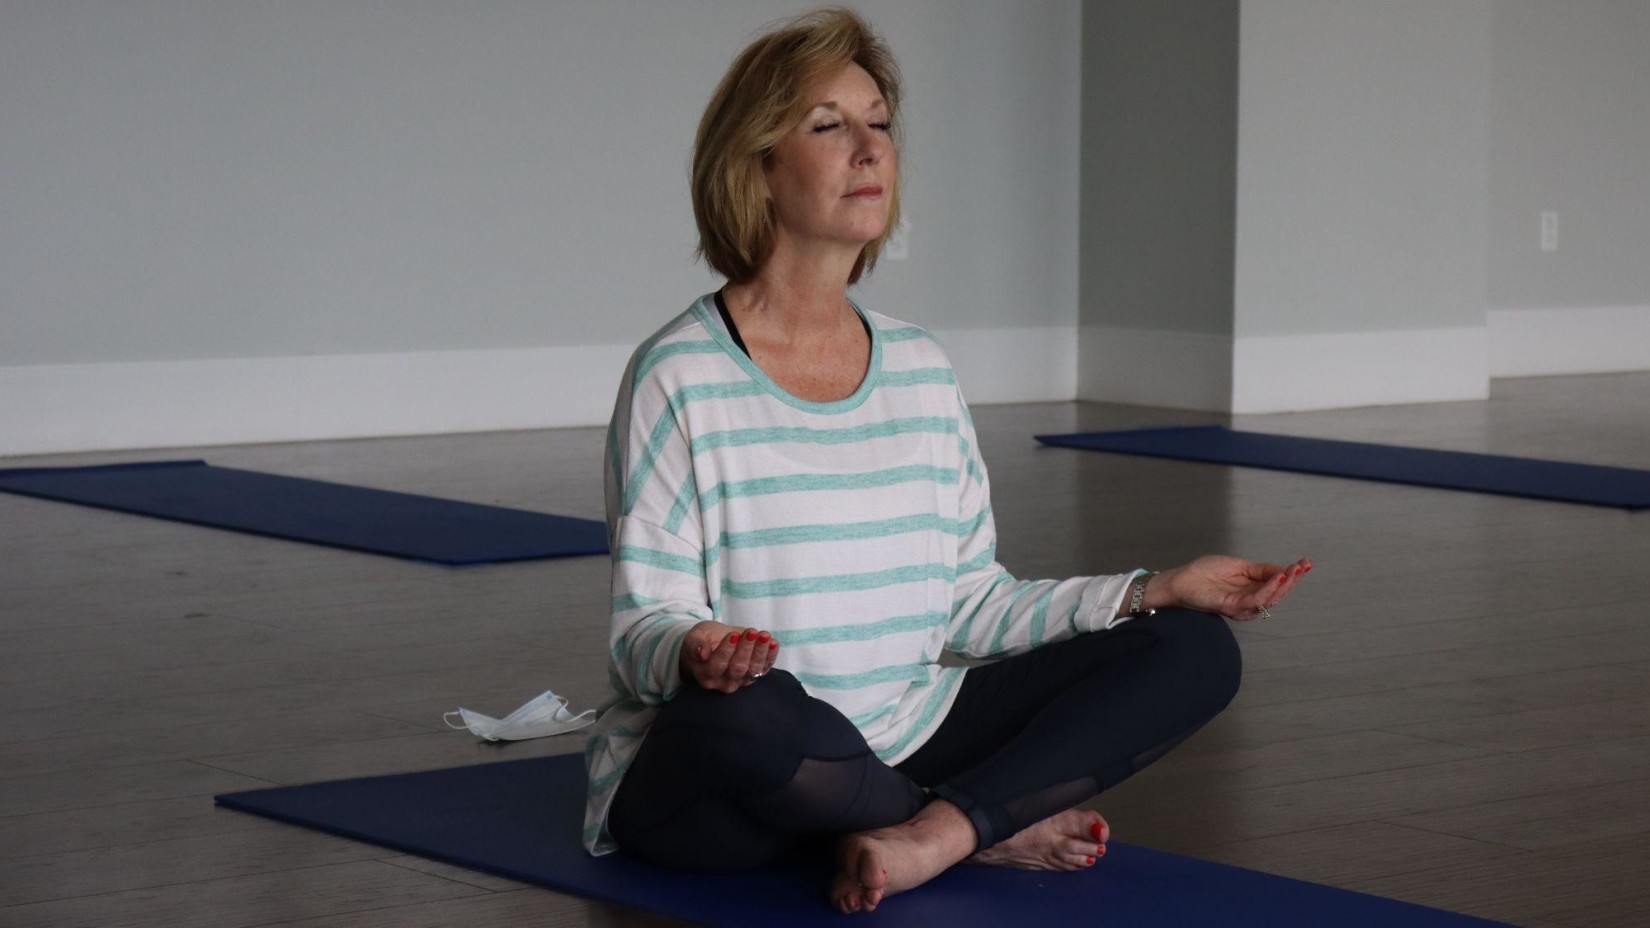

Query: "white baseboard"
left=0, top=346, right=634, bottom=458
left=0, top=325, right=1079, bottom=457
left=1489, top=305, right=1650, bottom=377
left=11, top=310, right=1643, bottom=455
left=1232, top=326, right=1489, bottom=413
left=1078, top=324, right=1491, bottom=414
left=1077, top=326, right=1234, bottom=411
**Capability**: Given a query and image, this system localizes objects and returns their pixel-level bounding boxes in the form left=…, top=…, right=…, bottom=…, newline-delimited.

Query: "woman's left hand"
left=1154, top=555, right=1312, bottom=621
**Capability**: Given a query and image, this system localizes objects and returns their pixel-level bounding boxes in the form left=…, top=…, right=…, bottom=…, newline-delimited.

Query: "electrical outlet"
left=1541, top=211, right=1558, bottom=252
left=884, top=218, right=910, bottom=261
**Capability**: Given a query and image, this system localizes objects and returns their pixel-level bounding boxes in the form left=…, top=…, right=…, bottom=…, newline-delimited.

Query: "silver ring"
left=745, top=671, right=765, bottom=681
left=1258, top=607, right=1273, bottom=620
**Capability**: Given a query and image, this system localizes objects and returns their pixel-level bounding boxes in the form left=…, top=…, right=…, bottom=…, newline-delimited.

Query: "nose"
left=852, top=121, right=886, bottom=167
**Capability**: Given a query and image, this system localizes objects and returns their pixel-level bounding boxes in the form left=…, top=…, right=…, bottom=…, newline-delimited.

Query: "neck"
left=721, top=237, right=863, bottom=344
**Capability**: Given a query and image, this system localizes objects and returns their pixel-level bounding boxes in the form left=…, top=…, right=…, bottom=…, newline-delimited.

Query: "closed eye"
left=811, top=121, right=893, bottom=134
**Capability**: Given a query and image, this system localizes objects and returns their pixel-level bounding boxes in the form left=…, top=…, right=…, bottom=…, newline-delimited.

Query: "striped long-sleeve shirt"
left=581, top=293, right=1141, bottom=855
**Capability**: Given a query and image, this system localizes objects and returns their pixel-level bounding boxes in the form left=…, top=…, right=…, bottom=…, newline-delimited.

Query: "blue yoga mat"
left=0, top=460, right=608, bottom=565
left=216, top=753, right=1509, bottom=927
left=1036, top=426, right=1650, bottom=510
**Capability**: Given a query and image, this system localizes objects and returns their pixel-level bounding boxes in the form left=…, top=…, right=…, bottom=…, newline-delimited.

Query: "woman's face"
left=764, top=62, right=896, bottom=255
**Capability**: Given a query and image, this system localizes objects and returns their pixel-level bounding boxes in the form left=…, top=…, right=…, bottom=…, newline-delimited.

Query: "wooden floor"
left=4, top=371, right=1649, bottom=927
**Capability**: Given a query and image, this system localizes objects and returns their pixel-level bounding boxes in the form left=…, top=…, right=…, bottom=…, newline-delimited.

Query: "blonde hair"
left=691, top=7, right=903, bottom=285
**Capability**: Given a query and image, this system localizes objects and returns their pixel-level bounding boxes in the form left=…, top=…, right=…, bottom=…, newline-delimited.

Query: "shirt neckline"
left=693, top=292, right=882, bottom=415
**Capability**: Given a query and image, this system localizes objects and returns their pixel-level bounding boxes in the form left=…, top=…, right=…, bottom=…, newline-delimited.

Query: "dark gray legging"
left=607, top=609, right=1241, bottom=872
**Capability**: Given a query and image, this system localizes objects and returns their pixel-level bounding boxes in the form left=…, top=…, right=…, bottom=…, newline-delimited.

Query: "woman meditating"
left=582, top=7, right=1310, bottom=914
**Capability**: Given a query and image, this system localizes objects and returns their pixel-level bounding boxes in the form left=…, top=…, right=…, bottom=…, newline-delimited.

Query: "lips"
left=846, top=185, right=883, bottom=198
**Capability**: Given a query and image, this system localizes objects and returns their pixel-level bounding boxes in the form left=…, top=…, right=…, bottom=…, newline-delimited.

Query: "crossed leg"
left=833, top=610, right=1241, bottom=912
left=609, top=610, right=1240, bottom=914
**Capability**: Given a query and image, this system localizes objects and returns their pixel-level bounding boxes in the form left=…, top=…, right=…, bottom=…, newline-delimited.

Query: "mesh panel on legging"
left=906, top=610, right=1242, bottom=851
left=964, top=725, right=1199, bottom=847
left=608, top=670, right=926, bottom=872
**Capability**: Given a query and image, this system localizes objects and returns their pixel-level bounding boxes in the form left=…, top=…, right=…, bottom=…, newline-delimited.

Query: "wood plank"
left=1212, top=661, right=1650, bottom=749
left=1541, top=887, right=1650, bottom=928
left=1235, top=604, right=1650, bottom=673
left=1382, top=694, right=1650, bottom=754
left=0, top=859, right=488, bottom=928
left=1200, top=820, right=1526, bottom=887
left=1093, top=733, right=1650, bottom=851
left=0, top=760, right=270, bottom=818
left=1384, top=777, right=1650, bottom=851
left=196, top=729, right=583, bottom=784
left=1338, top=832, right=1650, bottom=925
left=1239, top=628, right=1650, bottom=708
left=378, top=855, right=529, bottom=892
left=1136, top=728, right=1492, bottom=793
left=0, top=795, right=269, bottom=862
left=6, top=372, right=1650, bottom=927
left=0, top=709, right=430, bottom=781
left=0, top=826, right=388, bottom=906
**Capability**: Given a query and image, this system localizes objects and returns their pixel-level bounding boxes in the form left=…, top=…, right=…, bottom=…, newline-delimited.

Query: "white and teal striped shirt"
left=582, top=293, right=1140, bottom=855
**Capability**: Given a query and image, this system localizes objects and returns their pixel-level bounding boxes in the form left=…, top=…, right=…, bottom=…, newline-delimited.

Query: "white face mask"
left=444, top=690, right=595, bottom=742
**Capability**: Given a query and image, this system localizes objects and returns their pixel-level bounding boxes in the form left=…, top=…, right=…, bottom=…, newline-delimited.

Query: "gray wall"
left=1079, top=0, right=1238, bottom=337
left=1233, top=0, right=1492, bottom=339
left=1079, top=0, right=1497, bottom=344
left=4, top=0, right=1647, bottom=434
left=1489, top=0, right=1650, bottom=311
left=1082, top=0, right=1650, bottom=344
left=1077, top=0, right=1499, bottom=413
left=0, top=0, right=1080, bottom=367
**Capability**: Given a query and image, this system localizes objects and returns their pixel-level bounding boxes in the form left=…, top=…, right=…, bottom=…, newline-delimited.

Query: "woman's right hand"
left=679, top=620, right=780, bottom=694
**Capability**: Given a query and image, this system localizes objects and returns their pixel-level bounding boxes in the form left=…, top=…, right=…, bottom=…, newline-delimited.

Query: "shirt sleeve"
left=603, top=354, right=710, bottom=706
left=945, top=386, right=1142, bottom=660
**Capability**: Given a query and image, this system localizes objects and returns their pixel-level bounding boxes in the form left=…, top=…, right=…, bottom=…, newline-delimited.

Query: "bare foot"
left=831, top=801, right=976, bottom=914
left=966, top=808, right=1109, bottom=871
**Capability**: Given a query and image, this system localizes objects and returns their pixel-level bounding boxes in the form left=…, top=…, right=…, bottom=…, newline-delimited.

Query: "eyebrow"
left=809, top=99, right=890, bottom=114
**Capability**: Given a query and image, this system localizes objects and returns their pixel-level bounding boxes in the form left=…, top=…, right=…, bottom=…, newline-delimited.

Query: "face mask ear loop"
left=443, top=711, right=470, bottom=731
